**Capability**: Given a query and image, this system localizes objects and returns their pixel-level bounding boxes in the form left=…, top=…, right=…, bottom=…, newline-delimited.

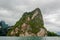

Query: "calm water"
left=0, top=36, right=60, bottom=40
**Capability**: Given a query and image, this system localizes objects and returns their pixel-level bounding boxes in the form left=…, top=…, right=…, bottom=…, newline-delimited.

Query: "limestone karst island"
left=7, top=8, right=59, bottom=36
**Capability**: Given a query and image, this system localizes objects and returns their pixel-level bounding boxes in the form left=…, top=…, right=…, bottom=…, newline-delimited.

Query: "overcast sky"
left=0, top=0, right=60, bottom=33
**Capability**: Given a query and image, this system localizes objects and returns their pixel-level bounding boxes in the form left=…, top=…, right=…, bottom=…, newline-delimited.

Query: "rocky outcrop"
left=31, top=10, right=38, bottom=20
left=37, top=28, right=47, bottom=36
left=7, top=8, right=47, bottom=36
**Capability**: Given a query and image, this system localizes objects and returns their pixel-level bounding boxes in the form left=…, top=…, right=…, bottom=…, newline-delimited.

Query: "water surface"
left=0, top=36, right=60, bottom=40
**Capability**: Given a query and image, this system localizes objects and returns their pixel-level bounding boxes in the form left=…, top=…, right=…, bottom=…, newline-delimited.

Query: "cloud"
left=44, top=9, right=60, bottom=32
left=0, top=0, right=60, bottom=32
left=0, top=17, right=17, bottom=26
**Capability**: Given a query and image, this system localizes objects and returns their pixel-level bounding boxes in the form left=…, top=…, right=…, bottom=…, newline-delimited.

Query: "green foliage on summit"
left=14, top=9, right=44, bottom=34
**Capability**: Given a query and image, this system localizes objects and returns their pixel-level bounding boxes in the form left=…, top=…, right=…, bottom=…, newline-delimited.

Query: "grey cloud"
left=0, top=0, right=60, bottom=32
left=40, top=0, right=60, bottom=15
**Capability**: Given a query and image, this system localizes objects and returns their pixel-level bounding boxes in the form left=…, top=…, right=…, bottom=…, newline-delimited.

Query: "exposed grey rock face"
left=7, top=8, right=47, bottom=36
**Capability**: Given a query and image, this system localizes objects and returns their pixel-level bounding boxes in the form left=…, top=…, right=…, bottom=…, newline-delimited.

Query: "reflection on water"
left=0, top=36, right=60, bottom=40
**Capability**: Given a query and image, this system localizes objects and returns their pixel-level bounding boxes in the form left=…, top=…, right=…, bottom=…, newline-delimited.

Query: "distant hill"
left=0, top=21, right=9, bottom=36
left=0, top=21, right=9, bottom=29
left=57, top=32, right=60, bottom=35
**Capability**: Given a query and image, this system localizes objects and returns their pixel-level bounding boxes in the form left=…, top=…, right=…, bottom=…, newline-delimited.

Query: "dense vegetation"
left=47, top=31, right=59, bottom=36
